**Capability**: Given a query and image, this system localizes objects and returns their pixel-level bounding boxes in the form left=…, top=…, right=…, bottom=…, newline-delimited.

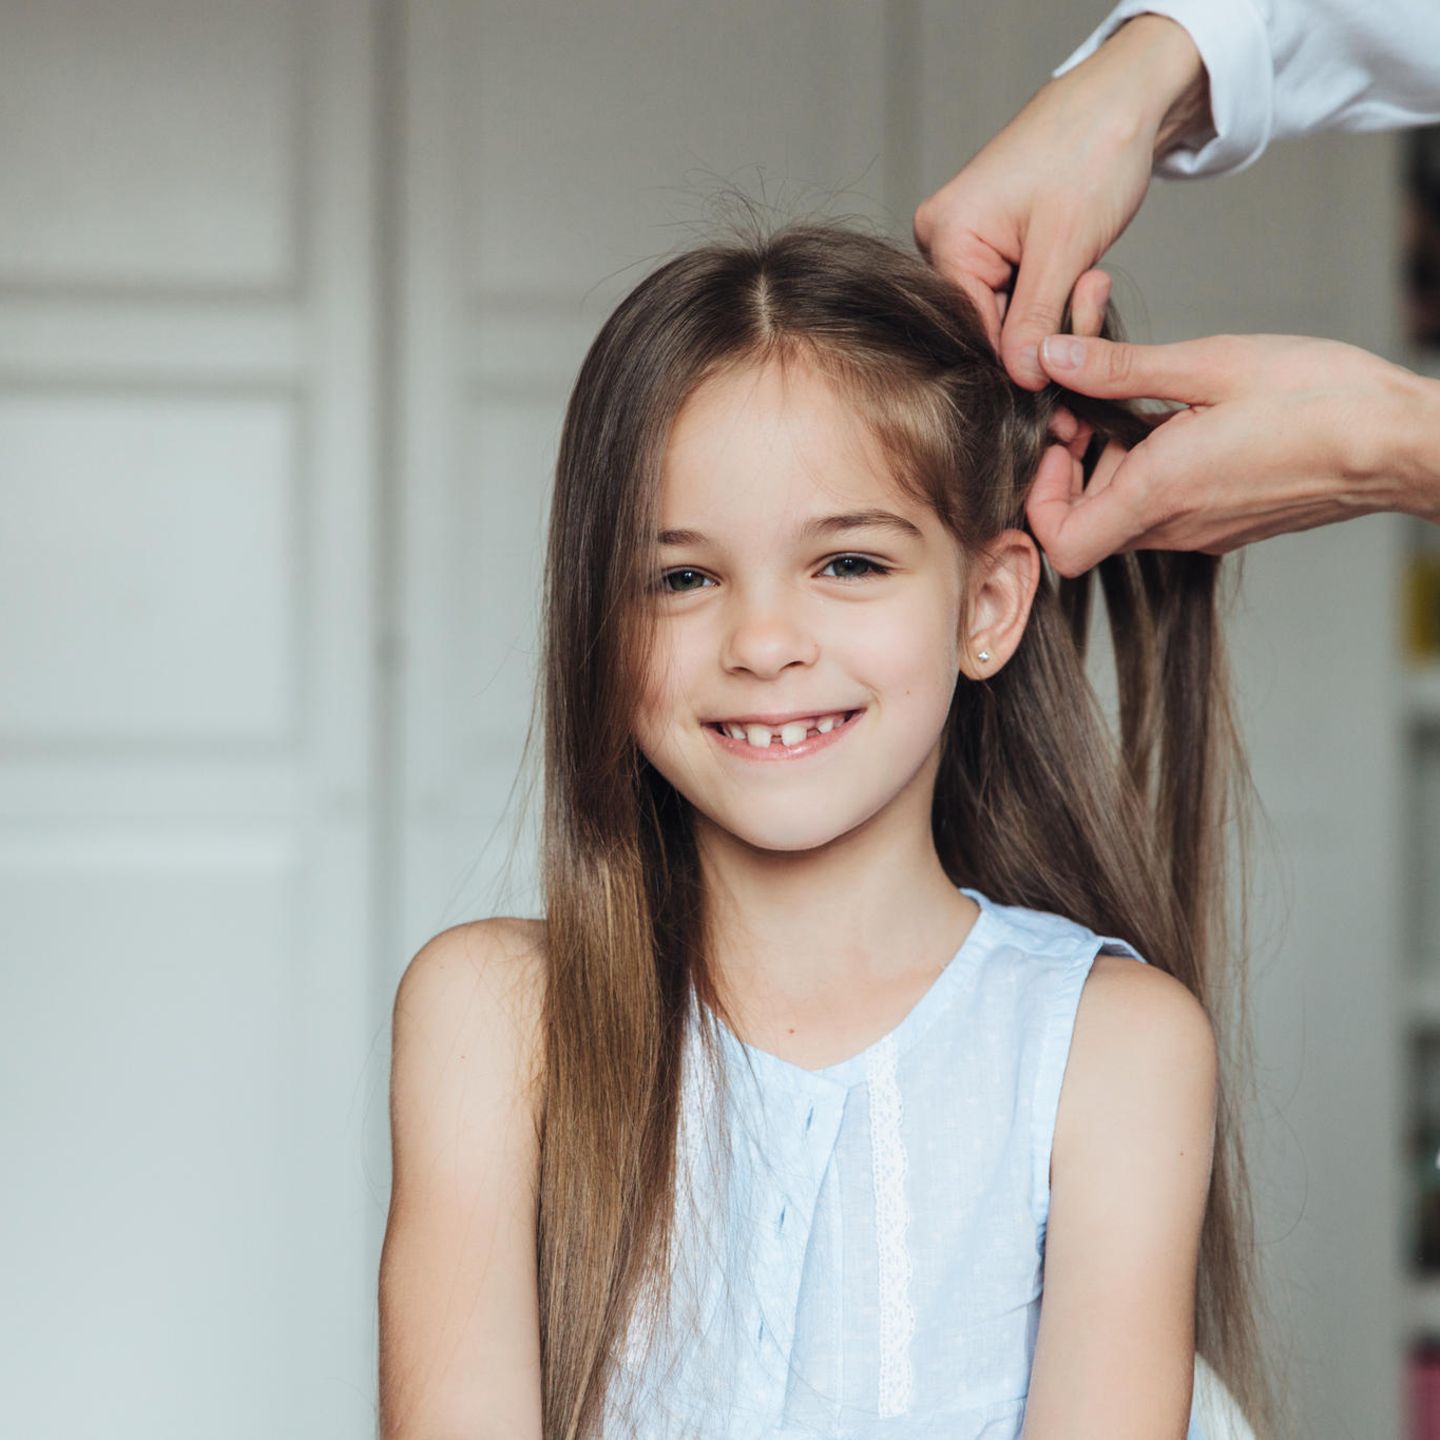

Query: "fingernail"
left=1042, top=336, right=1086, bottom=370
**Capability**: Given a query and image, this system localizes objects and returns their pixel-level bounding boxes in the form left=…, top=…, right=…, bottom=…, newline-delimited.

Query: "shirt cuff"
left=1052, top=0, right=1275, bottom=179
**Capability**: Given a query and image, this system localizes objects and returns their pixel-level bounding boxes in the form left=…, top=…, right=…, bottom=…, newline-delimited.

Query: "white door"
left=0, top=1, right=381, bottom=1435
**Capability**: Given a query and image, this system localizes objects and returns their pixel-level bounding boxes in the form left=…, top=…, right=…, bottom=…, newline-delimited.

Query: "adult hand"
left=1026, top=332, right=1440, bottom=576
left=914, top=14, right=1210, bottom=389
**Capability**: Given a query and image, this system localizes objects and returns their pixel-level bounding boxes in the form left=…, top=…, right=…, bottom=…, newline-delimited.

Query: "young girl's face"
left=632, top=353, right=989, bottom=856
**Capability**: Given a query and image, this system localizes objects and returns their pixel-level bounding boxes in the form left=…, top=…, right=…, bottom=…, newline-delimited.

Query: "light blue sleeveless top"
left=605, top=884, right=1221, bottom=1439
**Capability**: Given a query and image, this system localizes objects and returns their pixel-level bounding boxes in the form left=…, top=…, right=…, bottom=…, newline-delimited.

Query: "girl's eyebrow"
left=656, top=509, right=923, bottom=547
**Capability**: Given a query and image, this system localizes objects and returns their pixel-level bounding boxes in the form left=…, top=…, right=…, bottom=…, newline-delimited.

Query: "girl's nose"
left=720, top=600, right=821, bottom=679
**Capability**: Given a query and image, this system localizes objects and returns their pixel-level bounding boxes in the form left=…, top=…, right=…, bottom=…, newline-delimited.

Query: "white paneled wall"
left=0, top=1, right=379, bottom=1436
left=0, top=394, right=299, bottom=738
left=0, top=0, right=300, bottom=290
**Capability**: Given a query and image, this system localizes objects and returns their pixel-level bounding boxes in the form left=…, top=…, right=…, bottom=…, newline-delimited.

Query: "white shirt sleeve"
left=1052, top=0, right=1440, bottom=179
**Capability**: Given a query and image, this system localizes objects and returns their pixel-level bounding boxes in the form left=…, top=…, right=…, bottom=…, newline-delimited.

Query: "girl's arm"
left=1021, top=954, right=1219, bottom=1440
left=378, top=918, right=548, bottom=1440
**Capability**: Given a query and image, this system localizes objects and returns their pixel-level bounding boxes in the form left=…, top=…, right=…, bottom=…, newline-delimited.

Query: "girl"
left=378, top=219, right=1284, bottom=1440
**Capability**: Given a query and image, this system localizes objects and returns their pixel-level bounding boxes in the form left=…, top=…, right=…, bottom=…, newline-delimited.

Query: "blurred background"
left=1, top=0, right=1435, bottom=1435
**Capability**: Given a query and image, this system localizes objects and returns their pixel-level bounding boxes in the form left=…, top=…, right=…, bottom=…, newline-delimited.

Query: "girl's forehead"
left=659, top=357, right=909, bottom=518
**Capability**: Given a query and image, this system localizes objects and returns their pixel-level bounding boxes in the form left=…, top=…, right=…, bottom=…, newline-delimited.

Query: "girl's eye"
left=819, top=554, right=891, bottom=581
left=655, top=555, right=891, bottom=593
left=657, top=567, right=713, bottom=594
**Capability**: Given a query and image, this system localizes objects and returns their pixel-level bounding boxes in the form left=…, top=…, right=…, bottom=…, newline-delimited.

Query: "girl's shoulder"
left=973, top=893, right=1209, bottom=1073
left=399, top=913, right=548, bottom=992
left=393, top=914, right=550, bottom=1096
left=972, top=888, right=1129, bottom=964
left=978, top=890, right=1200, bottom=1034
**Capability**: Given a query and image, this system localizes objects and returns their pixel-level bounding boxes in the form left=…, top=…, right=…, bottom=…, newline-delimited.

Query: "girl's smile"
left=703, top=705, right=866, bottom=761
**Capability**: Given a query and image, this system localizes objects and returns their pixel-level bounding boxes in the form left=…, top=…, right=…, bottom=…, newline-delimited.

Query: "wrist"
left=1387, top=368, right=1440, bottom=524
left=1355, top=363, right=1440, bottom=522
left=1095, top=14, right=1210, bottom=155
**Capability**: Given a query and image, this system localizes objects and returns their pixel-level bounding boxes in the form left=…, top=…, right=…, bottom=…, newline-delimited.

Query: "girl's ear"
left=958, top=528, right=1041, bottom=679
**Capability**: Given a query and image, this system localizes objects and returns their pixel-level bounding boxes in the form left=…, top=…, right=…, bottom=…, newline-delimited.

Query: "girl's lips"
left=704, top=707, right=864, bottom=762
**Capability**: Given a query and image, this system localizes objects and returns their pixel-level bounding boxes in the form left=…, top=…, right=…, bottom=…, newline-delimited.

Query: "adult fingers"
left=1046, top=408, right=1096, bottom=464
left=1026, top=440, right=1152, bottom=577
left=1037, top=333, right=1231, bottom=406
left=1068, top=268, right=1111, bottom=339
left=1042, top=273, right=1106, bottom=459
left=953, top=271, right=1005, bottom=350
left=915, top=205, right=1013, bottom=351
left=1080, top=436, right=1127, bottom=500
left=1062, top=413, right=1094, bottom=461
left=1049, top=407, right=1080, bottom=444
left=1028, top=443, right=1081, bottom=519
left=1028, top=434, right=1127, bottom=531
left=998, top=224, right=1097, bottom=390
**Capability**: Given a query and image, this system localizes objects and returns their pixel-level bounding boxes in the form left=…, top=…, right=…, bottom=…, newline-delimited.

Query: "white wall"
left=0, top=1, right=380, bottom=1435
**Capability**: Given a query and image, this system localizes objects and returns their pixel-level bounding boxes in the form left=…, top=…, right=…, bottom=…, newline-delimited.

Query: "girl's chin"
left=692, top=804, right=869, bottom=855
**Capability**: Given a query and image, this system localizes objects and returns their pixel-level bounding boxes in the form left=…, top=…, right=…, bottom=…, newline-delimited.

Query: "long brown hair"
left=532, top=213, right=1287, bottom=1438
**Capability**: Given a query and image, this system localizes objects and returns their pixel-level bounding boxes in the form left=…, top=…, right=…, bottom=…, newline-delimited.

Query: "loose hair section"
left=534, top=216, right=1285, bottom=1439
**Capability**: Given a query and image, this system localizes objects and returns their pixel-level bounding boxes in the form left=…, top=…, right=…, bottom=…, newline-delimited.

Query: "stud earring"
left=977, top=649, right=991, bottom=663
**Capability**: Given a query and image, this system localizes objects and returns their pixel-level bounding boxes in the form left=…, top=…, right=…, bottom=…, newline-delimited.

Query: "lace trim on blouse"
left=865, top=1031, right=916, bottom=1416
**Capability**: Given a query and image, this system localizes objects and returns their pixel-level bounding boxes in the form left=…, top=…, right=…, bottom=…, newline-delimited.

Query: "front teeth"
left=720, top=713, right=849, bottom=748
